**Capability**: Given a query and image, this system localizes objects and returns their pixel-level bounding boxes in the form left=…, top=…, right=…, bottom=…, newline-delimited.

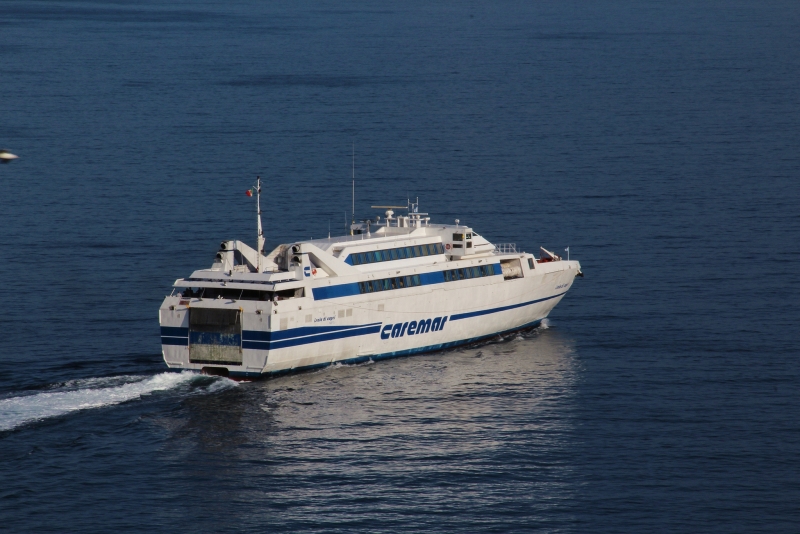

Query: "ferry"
left=159, top=178, right=583, bottom=378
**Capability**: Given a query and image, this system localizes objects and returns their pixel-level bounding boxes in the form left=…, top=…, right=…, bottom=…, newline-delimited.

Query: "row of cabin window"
left=358, top=275, right=422, bottom=294
left=443, top=265, right=494, bottom=282
left=350, top=243, right=444, bottom=265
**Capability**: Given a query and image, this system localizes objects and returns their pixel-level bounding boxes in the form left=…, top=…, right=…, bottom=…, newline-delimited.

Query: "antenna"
left=351, top=143, right=355, bottom=234
left=256, top=176, right=264, bottom=272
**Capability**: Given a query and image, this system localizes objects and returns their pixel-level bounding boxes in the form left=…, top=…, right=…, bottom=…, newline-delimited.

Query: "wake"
left=0, top=372, right=236, bottom=432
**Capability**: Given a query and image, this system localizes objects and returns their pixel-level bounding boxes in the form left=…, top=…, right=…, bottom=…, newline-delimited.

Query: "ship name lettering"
left=380, top=316, right=447, bottom=340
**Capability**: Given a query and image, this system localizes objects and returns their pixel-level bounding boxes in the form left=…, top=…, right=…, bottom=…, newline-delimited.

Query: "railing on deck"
left=494, top=243, right=518, bottom=254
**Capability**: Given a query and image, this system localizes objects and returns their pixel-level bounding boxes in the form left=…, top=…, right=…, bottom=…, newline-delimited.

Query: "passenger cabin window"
left=452, top=233, right=464, bottom=241
left=347, top=243, right=444, bottom=265
left=528, top=258, right=535, bottom=270
left=443, top=264, right=496, bottom=282
left=466, top=233, right=472, bottom=239
left=358, top=275, right=421, bottom=294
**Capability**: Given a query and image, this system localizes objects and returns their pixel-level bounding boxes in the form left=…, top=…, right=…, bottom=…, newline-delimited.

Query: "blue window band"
left=442, top=264, right=495, bottom=282
left=312, top=263, right=502, bottom=300
left=344, top=243, right=445, bottom=265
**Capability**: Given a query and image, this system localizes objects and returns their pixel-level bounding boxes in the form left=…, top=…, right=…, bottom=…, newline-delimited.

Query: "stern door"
left=188, top=308, right=243, bottom=366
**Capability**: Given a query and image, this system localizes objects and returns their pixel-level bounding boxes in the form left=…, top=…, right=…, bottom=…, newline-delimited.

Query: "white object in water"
left=0, top=149, right=19, bottom=163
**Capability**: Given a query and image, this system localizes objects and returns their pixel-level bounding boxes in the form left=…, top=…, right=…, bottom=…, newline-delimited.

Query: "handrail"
left=495, top=243, right=518, bottom=254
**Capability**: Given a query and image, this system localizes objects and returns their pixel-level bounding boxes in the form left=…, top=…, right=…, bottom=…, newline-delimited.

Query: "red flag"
left=245, top=190, right=253, bottom=197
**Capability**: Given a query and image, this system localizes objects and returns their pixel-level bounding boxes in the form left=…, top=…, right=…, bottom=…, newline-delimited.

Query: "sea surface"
left=1, top=0, right=799, bottom=532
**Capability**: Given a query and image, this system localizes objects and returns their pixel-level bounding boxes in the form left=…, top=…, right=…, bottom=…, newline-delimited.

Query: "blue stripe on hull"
left=161, top=326, right=189, bottom=337
left=449, top=292, right=567, bottom=321
left=162, top=323, right=382, bottom=350
left=243, top=324, right=382, bottom=350
left=243, top=322, right=381, bottom=342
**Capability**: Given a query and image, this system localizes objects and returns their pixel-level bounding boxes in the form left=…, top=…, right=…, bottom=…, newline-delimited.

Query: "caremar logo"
left=380, top=316, right=448, bottom=340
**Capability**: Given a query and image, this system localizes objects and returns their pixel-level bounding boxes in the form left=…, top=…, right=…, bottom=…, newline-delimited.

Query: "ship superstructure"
left=159, top=181, right=582, bottom=378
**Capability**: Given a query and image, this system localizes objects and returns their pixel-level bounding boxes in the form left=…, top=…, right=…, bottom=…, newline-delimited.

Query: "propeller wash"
left=159, top=179, right=583, bottom=378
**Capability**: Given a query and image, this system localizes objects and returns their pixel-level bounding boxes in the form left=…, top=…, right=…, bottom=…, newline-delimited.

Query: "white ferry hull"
left=160, top=259, right=580, bottom=379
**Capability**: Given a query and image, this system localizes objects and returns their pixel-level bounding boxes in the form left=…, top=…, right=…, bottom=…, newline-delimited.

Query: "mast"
left=351, top=143, right=355, bottom=235
left=256, top=176, right=264, bottom=272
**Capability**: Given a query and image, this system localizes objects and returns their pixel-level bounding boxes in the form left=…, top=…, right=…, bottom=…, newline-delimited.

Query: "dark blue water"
left=2, top=0, right=799, bottom=531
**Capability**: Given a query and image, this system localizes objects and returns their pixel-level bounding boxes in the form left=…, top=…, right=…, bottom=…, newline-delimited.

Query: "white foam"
left=0, top=372, right=230, bottom=432
left=204, top=376, right=239, bottom=393
left=59, top=375, right=145, bottom=391
left=315, top=357, right=376, bottom=374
